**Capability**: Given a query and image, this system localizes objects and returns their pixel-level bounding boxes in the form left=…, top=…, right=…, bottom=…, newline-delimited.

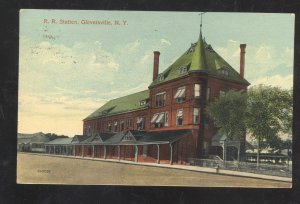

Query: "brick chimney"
left=239, top=44, right=246, bottom=78
left=153, top=51, right=160, bottom=81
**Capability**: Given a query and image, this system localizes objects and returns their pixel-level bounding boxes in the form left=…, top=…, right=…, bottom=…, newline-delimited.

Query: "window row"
left=85, top=108, right=201, bottom=133
left=151, top=112, right=169, bottom=128
left=151, top=108, right=200, bottom=128
left=107, top=117, right=146, bottom=132
left=155, top=84, right=209, bottom=107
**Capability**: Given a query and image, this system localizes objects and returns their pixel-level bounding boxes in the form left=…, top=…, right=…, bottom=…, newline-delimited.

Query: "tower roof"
left=150, top=33, right=250, bottom=87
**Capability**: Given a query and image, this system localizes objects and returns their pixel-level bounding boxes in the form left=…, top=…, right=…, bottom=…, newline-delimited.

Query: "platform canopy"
left=45, top=130, right=192, bottom=146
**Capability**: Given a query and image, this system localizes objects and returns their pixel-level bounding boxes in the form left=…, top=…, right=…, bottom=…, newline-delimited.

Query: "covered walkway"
left=45, top=130, right=192, bottom=165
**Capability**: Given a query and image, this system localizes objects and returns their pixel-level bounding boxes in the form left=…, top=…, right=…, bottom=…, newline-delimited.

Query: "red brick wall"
left=149, top=76, right=196, bottom=131
left=83, top=109, right=150, bottom=135
left=83, top=73, right=248, bottom=160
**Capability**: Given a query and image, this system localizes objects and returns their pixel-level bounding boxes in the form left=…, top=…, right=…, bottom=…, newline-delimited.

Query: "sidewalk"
left=19, top=152, right=292, bottom=183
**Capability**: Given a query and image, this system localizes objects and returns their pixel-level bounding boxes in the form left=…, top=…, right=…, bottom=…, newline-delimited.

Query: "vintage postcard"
left=18, top=10, right=294, bottom=187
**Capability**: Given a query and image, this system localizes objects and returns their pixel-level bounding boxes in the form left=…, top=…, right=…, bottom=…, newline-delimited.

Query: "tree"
left=206, top=90, right=247, bottom=140
left=246, top=85, right=292, bottom=168
left=45, top=133, right=69, bottom=140
left=206, top=90, right=247, bottom=162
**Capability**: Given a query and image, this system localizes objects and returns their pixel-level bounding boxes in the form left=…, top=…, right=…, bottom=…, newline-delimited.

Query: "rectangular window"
left=113, top=121, right=118, bottom=132
left=136, top=117, right=145, bottom=130
left=194, top=84, right=201, bottom=97
left=126, top=118, right=132, bottom=129
left=176, top=109, right=183, bottom=126
left=108, top=122, right=112, bottom=132
left=206, top=87, right=210, bottom=101
left=88, top=125, right=91, bottom=135
left=174, top=86, right=186, bottom=103
left=165, top=112, right=169, bottom=126
left=140, top=100, right=146, bottom=106
left=120, top=120, right=124, bottom=131
left=155, top=92, right=166, bottom=107
left=193, top=108, right=200, bottom=124
left=151, top=113, right=159, bottom=123
left=151, top=112, right=165, bottom=128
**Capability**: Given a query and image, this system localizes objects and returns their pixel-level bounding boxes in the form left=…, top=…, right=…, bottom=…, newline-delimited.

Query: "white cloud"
left=282, top=47, right=294, bottom=67
left=254, top=46, right=272, bottom=64
left=161, top=38, right=171, bottom=45
left=127, top=40, right=141, bottom=52
left=88, top=53, right=120, bottom=71
left=250, top=74, right=293, bottom=90
left=229, top=39, right=238, bottom=43
left=139, top=52, right=151, bottom=66
left=214, top=39, right=293, bottom=89
left=117, top=39, right=142, bottom=54
left=19, top=37, right=121, bottom=91
left=214, top=39, right=240, bottom=70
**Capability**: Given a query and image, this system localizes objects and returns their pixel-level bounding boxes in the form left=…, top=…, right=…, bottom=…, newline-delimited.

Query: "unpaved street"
left=17, top=153, right=291, bottom=187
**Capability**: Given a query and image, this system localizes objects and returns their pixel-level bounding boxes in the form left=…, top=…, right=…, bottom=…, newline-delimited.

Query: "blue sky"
left=18, top=10, right=294, bottom=136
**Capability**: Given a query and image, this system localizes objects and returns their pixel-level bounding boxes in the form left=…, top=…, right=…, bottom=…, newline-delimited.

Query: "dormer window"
left=140, top=100, right=146, bottom=106
left=158, top=74, right=164, bottom=81
left=186, top=43, right=196, bottom=54
left=218, top=68, right=229, bottom=77
left=179, top=66, right=187, bottom=74
left=101, top=106, right=115, bottom=115
left=206, top=44, right=215, bottom=52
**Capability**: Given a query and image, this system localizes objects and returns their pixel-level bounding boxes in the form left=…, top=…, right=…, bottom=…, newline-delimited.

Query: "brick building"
left=81, top=29, right=250, bottom=164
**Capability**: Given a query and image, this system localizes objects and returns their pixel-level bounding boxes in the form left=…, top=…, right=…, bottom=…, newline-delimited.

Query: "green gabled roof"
left=150, top=32, right=250, bottom=87
left=84, top=90, right=149, bottom=120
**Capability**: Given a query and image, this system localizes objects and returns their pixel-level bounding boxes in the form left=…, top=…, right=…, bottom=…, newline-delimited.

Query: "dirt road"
left=17, top=153, right=291, bottom=187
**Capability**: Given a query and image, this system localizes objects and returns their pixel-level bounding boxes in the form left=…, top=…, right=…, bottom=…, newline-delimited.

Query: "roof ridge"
left=108, top=89, right=149, bottom=102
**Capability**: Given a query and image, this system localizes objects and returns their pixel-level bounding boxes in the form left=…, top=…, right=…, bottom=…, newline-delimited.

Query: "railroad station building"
left=79, top=29, right=250, bottom=165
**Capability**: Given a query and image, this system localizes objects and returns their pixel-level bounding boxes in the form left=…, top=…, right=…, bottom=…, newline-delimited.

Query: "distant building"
left=17, top=132, right=64, bottom=152
left=18, top=132, right=53, bottom=152
left=81, top=28, right=250, bottom=164
left=17, top=133, right=35, bottom=152
left=45, top=135, right=89, bottom=155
